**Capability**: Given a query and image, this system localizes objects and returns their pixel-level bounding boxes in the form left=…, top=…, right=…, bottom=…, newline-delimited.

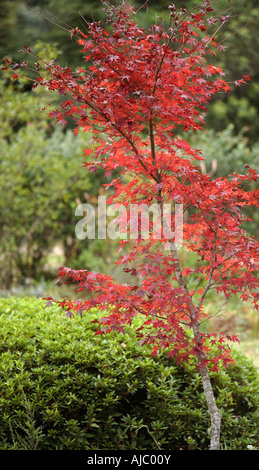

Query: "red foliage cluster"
left=7, top=0, right=259, bottom=371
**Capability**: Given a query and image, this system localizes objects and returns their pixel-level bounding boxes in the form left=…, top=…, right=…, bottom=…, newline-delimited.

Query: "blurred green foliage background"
left=0, top=1, right=258, bottom=344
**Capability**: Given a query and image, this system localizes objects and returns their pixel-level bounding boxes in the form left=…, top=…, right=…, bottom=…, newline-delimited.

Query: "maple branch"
left=84, top=35, right=159, bottom=180
left=44, top=9, right=75, bottom=31
left=196, top=264, right=216, bottom=312
left=149, top=117, right=156, bottom=165
left=22, top=3, right=73, bottom=33
left=190, top=272, right=206, bottom=297
left=63, top=84, right=152, bottom=176
left=196, top=234, right=218, bottom=312
left=199, top=300, right=229, bottom=325
left=204, top=16, right=232, bottom=48
left=135, top=1, right=149, bottom=14
left=187, top=183, right=218, bottom=236
left=121, top=298, right=146, bottom=316
left=216, top=22, right=248, bottom=48
left=121, top=295, right=168, bottom=321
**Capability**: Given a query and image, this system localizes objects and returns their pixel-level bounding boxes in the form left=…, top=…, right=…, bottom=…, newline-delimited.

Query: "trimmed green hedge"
left=0, top=297, right=258, bottom=450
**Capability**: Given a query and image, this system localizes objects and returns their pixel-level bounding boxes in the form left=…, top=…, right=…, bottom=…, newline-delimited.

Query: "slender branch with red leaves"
left=5, top=0, right=258, bottom=450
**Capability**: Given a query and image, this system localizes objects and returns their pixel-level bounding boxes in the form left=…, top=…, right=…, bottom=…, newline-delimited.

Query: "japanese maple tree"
left=7, top=0, right=259, bottom=450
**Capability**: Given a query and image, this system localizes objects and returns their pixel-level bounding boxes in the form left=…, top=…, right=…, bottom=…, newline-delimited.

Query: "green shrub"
left=0, top=67, right=104, bottom=288
left=0, top=297, right=258, bottom=450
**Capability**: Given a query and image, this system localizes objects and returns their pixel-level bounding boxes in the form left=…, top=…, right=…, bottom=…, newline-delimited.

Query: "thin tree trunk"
left=156, top=181, right=222, bottom=449
left=200, top=363, right=222, bottom=450
left=192, top=321, right=222, bottom=450
left=168, top=240, right=222, bottom=450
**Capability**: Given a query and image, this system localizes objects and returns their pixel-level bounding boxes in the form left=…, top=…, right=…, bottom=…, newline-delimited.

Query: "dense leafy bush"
left=0, top=68, right=106, bottom=287
left=0, top=297, right=258, bottom=450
